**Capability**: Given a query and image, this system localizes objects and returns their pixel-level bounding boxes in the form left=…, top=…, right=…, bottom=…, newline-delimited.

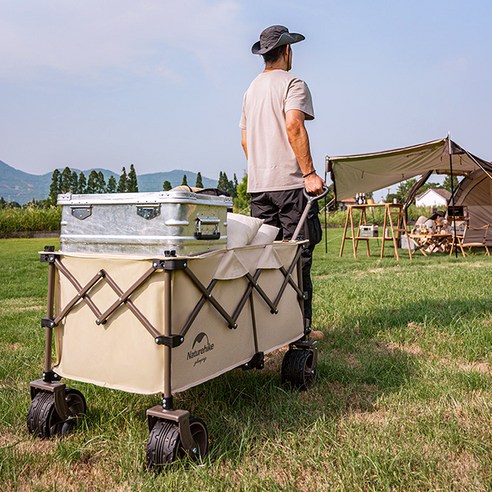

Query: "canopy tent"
left=454, top=169, right=492, bottom=245
left=326, top=137, right=492, bottom=201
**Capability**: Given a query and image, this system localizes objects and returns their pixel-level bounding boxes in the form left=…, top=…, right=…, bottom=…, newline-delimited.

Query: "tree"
left=127, top=164, right=138, bottom=192
left=418, top=181, right=442, bottom=195
left=70, top=170, right=78, bottom=193
left=181, top=174, right=188, bottom=186
left=394, top=178, right=417, bottom=202
left=0, top=197, right=6, bottom=209
left=37, top=199, right=50, bottom=209
left=97, top=171, right=107, bottom=193
left=385, top=192, right=399, bottom=204
left=227, top=179, right=236, bottom=197
left=233, top=174, right=250, bottom=213
left=217, top=171, right=226, bottom=191
left=218, top=171, right=231, bottom=194
left=60, top=166, right=72, bottom=193
left=443, top=175, right=459, bottom=193
left=86, top=170, right=99, bottom=194
left=217, top=171, right=235, bottom=197
left=78, top=172, right=87, bottom=193
left=117, top=167, right=128, bottom=193
left=228, top=173, right=238, bottom=198
left=25, top=198, right=40, bottom=209
left=195, top=172, right=203, bottom=188
left=107, top=175, right=117, bottom=193
left=48, top=169, right=61, bottom=206
left=163, top=180, right=172, bottom=191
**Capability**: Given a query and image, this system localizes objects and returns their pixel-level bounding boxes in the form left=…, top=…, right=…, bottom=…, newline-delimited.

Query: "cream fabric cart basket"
left=27, top=241, right=318, bottom=468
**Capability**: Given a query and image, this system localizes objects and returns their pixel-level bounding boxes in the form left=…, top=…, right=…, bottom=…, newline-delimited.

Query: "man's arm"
left=285, top=109, right=325, bottom=194
left=241, top=129, right=248, bottom=159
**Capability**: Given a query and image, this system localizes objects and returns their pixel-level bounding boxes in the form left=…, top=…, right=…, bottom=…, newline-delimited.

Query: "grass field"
left=0, top=233, right=491, bottom=491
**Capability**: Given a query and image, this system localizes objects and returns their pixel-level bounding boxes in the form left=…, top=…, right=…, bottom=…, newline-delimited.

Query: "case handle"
left=194, top=217, right=220, bottom=240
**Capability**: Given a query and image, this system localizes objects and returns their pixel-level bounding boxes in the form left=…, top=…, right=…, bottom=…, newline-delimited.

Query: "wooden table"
left=408, top=233, right=453, bottom=255
left=339, top=203, right=412, bottom=260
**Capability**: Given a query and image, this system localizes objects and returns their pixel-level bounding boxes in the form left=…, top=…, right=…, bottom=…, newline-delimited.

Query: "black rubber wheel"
left=27, top=388, right=86, bottom=438
left=146, top=416, right=208, bottom=469
left=60, top=388, right=86, bottom=434
left=281, top=349, right=317, bottom=390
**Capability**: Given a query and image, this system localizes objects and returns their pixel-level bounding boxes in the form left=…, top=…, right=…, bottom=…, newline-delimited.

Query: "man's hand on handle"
left=304, top=172, right=326, bottom=195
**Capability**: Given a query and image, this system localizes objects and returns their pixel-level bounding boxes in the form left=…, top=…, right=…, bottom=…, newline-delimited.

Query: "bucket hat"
left=251, top=25, right=305, bottom=55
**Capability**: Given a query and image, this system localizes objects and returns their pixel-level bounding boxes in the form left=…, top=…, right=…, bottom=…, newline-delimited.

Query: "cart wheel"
left=281, top=349, right=317, bottom=390
left=27, top=388, right=86, bottom=438
left=146, top=416, right=208, bottom=469
left=60, top=389, right=86, bottom=434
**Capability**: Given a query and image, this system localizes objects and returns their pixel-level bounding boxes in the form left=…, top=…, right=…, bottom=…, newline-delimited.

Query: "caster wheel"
left=27, top=388, right=86, bottom=438
left=281, top=349, right=317, bottom=390
left=146, top=416, right=208, bottom=469
left=59, top=388, right=86, bottom=434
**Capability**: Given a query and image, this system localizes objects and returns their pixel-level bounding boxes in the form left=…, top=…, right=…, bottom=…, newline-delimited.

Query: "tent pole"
left=448, top=136, right=459, bottom=258
left=324, top=195, right=328, bottom=255
left=324, top=156, right=329, bottom=254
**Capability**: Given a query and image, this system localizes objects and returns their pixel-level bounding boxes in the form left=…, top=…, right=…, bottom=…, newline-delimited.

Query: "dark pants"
left=250, top=188, right=322, bottom=325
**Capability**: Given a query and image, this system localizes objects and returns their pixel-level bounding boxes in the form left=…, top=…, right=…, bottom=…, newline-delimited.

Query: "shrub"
left=325, top=205, right=436, bottom=228
left=0, top=207, right=61, bottom=236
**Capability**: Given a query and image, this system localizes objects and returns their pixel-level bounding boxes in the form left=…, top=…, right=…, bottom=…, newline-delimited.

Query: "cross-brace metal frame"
left=32, top=243, right=307, bottom=454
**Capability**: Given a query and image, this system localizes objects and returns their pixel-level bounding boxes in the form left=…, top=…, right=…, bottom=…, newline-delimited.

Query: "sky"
left=1, top=0, right=492, bottom=194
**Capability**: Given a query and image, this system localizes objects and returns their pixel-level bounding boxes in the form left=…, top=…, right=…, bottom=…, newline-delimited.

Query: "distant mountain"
left=0, top=160, right=218, bottom=204
left=138, top=170, right=217, bottom=192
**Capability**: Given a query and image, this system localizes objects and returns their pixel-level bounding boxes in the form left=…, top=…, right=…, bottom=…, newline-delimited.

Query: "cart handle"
left=303, top=185, right=330, bottom=203
left=291, top=186, right=329, bottom=242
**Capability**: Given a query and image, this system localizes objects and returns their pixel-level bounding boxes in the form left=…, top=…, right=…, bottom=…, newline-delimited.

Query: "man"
left=240, top=25, right=325, bottom=333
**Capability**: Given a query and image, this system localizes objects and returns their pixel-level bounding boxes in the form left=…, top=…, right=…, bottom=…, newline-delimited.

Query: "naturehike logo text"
left=188, top=332, right=214, bottom=367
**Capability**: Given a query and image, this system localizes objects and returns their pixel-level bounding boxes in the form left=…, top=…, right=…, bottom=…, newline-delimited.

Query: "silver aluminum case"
left=58, top=191, right=232, bottom=256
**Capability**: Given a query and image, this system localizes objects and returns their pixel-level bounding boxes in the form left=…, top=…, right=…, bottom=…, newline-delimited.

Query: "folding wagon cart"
left=26, top=190, right=322, bottom=467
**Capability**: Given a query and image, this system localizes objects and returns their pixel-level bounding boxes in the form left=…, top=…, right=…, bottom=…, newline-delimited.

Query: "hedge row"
left=0, top=204, right=437, bottom=235
left=0, top=207, right=62, bottom=235
left=325, top=205, right=436, bottom=228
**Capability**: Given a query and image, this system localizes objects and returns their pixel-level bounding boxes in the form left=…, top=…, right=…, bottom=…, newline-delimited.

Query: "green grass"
left=0, top=235, right=491, bottom=491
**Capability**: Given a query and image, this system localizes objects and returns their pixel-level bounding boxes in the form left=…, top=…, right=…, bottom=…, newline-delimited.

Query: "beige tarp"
left=53, top=242, right=304, bottom=395
left=327, top=137, right=492, bottom=200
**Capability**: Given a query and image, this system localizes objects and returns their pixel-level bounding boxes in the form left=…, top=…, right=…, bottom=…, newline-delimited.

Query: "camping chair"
left=449, top=224, right=490, bottom=257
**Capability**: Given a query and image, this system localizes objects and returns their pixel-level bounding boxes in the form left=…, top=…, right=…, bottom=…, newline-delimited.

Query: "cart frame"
left=28, top=241, right=317, bottom=463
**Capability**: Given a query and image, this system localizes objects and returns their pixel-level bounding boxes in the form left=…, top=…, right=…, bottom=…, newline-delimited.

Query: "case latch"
left=71, top=206, right=92, bottom=220
left=137, top=205, right=161, bottom=220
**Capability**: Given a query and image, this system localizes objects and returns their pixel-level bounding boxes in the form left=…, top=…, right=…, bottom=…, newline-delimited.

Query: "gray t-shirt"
left=240, top=70, right=315, bottom=193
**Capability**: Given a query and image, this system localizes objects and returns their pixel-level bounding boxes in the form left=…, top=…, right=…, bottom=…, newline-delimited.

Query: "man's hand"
left=304, top=172, right=326, bottom=195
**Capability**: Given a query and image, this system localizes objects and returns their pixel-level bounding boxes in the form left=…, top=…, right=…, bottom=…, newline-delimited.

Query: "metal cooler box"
left=58, top=190, right=232, bottom=256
